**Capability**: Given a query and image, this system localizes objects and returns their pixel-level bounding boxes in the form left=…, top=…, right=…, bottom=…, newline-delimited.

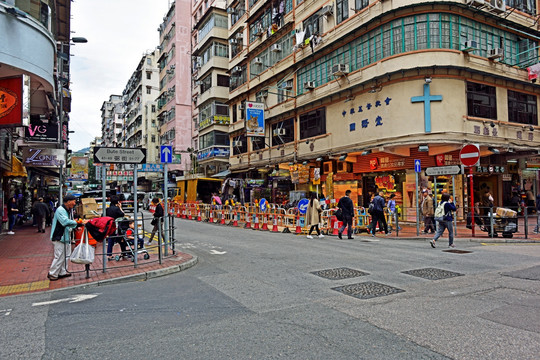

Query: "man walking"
left=421, top=189, right=435, bottom=233
left=32, top=197, right=50, bottom=233
left=337, top=190, right=355, bottom=239
left=371, top=190, right=388, bottom=236
left=48, top=194, right=78, bottom=281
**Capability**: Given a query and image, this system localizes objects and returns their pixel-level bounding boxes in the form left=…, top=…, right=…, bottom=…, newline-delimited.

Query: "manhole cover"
left=402, top=267, right=464, bottom=280
left=443, top=249, right=472, bottom=254
left=311, top=267, right=369, bottom=280
left=332, top=281, right=405, bottom=299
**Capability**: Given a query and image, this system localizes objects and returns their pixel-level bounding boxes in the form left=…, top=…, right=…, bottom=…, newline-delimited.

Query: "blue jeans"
left=433, top=219, right=454, bottom=246
left=8, top=214, right=17, bottom=231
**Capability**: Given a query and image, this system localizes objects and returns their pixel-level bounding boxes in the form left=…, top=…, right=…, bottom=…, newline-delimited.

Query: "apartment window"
left=217, top=75, right=229, bottom=87
left=146, top=72, right=152, bottom=80
left=467, top=82, right=497, bottom=120
left=336, top=0, right=348, bottom=24
left=507, top=0, right=537, bottom=15
left=151, top=105, right=156, bottom=112
left=147, top=58, right=152, bottom=65
left=299, top=108, right=326, bottom=139
left=151, top=135, right=156, bottom=142
left=303, top=9, right=324, bottom=37
left=232, top=134, right=247, bottom=155
left=271, top=118, right=294, bottom=145
left=508, top=90, right=538, bottom=125
left=146, top=87, right=152, bottom=94
left=200, top=74, right=212, bottom=94
left=354, top=0, right=369, bottom=11
left=251, top=137, right=265, bottom=151
left=232, top=104, right=237, bottom=123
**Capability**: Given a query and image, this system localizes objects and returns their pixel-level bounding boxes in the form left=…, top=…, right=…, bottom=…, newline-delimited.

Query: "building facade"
left=100, top=95, right=123, bottom=148
left=224, top=0, right=540, bottom=216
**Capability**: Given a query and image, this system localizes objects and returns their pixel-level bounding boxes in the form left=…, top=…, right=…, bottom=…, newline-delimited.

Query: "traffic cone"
left=261, top=213, right=268, bottom=231
left=253, top=213, right=259, bottom=230
left=220, top=209, right=226, bottom=225
left=244, top=211, right=251, bottom=229
left=209, top=209, right=214, bottom=223
left=197, top=206, right=201, bottom=222
left=233, top=210, right=239, bottom=227
left=271, top=215, right=279, bottom=232
left=295, top=214, right=302, bottom=234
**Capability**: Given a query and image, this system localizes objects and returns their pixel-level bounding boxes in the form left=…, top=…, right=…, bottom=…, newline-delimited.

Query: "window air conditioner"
left=488, top=48, right=503, bottom=59
left=304, top=81, right=316, bottom=90
left=271, top=44, right=282, bottom=52
left=490, top=0, right=506, bottom=13
left=273, top=128, right=286, bottom=136
left=331, top=64, right=349, bottom=76
left=260, top=90, right=268, bottom=98
left=462, top=40, right=478, bottom=52
left=233, top=140, right=243, bottom=147
left=236, top=32, right=243, bottom=39
left=230, top=38, right=238, bottom=45
left=321, top=5, right=334, bottom=16
left=280, top=79, right=293, bottom=90
left=254, top=57, right=263, bottom=65
left=227, top=7, right=236, bottom=14
left=238, top=104, right=245, bottom=110
left=233, top=66, right=242, bottom=73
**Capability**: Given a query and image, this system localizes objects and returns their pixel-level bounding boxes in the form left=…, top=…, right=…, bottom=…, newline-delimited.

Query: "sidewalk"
left=0, top=222, right=196, bottom=298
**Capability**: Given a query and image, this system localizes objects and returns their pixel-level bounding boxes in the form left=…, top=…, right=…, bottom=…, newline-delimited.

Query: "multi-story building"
left=100, top=95, right=123, bottom=147
left=1, top=0, right=74, bottom=204
left=191, top=0, right=231, bottom=177
left=119, top=50, right=161, bottom=191
left=225, top=0, right=540, bottom=216
left=156, top=0, right=194, bottom=181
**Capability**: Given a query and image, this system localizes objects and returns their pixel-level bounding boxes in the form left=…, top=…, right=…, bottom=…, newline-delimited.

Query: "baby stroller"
left=118, top=218, right=150, bottom=262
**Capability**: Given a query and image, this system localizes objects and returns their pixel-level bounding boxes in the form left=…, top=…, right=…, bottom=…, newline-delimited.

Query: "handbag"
left=71, top=228, right=95, bottom=265
left=151, top=218, right=158, bottom=226
left=335, top=208, right=343, bottom=221
left=368, top=203, right=374, bottom=214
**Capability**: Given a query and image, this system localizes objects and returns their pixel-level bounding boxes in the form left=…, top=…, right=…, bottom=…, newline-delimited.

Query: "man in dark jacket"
left=148, top=197, right=164, bottom=245
left=371, top=190, right=388, bottom=236
left=337, top=190, right=355, bottom=239
left=32, top=197, right=50, bottom=233
left=105, top=195, right=128, bottom=260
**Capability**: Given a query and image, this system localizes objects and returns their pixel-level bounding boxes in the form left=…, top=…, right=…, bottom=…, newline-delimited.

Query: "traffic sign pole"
left=163, top=162, right=169, bottom=253
left=415, top=171, right=419, bottom=236
left=469, top=167, right=475, bottom=237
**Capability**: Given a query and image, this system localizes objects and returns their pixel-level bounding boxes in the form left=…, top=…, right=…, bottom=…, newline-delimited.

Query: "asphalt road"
left=2, top=217, right=540, bottom=359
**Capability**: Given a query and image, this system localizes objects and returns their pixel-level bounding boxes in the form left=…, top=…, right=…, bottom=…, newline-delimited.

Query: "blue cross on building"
left=411, top=83, right=442, bottom=133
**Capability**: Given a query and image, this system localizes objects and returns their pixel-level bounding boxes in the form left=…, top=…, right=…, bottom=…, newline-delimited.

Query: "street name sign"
left=425, top=165, right=461, bottom=176
left=93, top=147, right=146, bottom=164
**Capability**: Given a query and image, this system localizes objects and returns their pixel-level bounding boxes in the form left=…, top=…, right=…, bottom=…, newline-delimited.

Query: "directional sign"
left=160, top=145, right=172, bottom=163
left=93, top=147, right=146, bottom=164
left=425, top=165, right=461, bottom=176
left=260, top=198, right=267, bottom=212
left=298, top=198, right=309, bottom=214
left=414, top=159, right=421, bottom=173
left=460, top=144, right=480, bottom=167
left=32, top=294, right=99, bottom=306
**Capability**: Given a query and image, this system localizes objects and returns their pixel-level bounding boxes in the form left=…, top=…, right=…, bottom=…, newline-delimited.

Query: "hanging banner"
left=22, top=147, right=66, bottom=168
left=0, top=76, right=24, bottom=127
left=245, top=102, right=265, bottom=137
left=25, top=123, right=59, bottom=142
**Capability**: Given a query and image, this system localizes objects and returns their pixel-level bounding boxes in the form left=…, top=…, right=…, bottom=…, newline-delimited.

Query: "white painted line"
left=32, top=294, right=99, bottom=307
left=209, top=250, right=227, bottom=255
left=460, top=152, right=479, bottom=158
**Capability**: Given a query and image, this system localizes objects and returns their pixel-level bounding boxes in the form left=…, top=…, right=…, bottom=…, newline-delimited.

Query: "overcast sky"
left=69, top=0, right=171, bottom=152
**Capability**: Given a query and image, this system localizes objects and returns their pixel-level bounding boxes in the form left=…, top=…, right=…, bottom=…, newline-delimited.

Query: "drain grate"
left=332, top=281, right=404, bottom=299
left=311, top=267, right=369, bottom=280
left=443, top=249, right=472, bottom=254
left=402, top=267, right=464, bottom=280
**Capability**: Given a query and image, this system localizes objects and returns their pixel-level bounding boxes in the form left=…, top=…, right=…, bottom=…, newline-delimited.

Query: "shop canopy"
left=212, top=169, right=231, bottom=178
left=4, top=156, right=27, bottom=178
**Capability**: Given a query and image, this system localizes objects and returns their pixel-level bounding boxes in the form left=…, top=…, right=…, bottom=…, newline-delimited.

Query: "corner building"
left=226, top=0, right=540, bottom=218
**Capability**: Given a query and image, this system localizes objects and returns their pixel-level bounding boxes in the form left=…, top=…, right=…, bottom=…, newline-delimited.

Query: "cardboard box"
left=77, top=198, right=99, bottom=219
left=495, top=207, right=517, bottom=218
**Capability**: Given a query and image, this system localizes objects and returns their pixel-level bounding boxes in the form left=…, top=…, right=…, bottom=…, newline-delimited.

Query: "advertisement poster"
left=69, top=156, right=89, bottom=181
left=245, top=102, right=265, bottom=137
left=0, top=76, right=23, bottom=127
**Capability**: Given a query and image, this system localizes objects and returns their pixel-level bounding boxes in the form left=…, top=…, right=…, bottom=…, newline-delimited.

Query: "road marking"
left=209, top=250, right=227, bottom=255
left=1, top=309, right=12, bottom=316
left=32, top=294, right=99, bottom=307
left=0, top=280, right=49, bottom=295
left=481, top=242, right=540, bottom=246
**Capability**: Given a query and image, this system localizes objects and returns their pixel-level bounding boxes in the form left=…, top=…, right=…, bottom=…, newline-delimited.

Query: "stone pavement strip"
left=0, top=223, right=197, bottom=297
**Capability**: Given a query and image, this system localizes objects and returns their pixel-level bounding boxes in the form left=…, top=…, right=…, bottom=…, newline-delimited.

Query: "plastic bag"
left=71, top=229, right=95, bottom=264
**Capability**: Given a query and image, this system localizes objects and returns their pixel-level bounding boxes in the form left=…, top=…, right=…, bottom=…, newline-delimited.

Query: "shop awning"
left=4, top=156, right=27, bottom=178
left=212, top=169, right=231, bottom=178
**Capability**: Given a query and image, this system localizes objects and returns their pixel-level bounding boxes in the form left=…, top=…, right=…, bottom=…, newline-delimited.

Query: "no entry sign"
left=459, top=144, right=480, bottom=167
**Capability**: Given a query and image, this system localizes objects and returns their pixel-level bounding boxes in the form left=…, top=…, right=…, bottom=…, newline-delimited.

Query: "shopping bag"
left=71, top=229, right=95, bottom=264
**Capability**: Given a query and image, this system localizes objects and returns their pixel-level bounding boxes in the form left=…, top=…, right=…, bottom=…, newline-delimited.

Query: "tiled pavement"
left=0, top=222, right=196, bottom=297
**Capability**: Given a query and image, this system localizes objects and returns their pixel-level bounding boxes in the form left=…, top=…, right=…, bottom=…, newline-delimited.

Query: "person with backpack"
left=370, top=190, right=388, bottom=237
left=430, top=193, right=457, bottom=248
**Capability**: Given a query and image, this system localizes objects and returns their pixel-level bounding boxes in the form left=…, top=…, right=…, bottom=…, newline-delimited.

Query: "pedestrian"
left=47, top=194, right=78, bottom=281
left=387, top=193, right=401, bottom=231
left=105, top=195, right=128, bottom=260
left=421, top=189, right=435, bottom=233
left=534, top=194, right=540, bottom=234
left=371, top=190, right=388, bottom=237
left=306, top=192, right=323, bottom=239
left=7, top=196, right=18, bottom=235
left=430, top=193, right=457, bottom=248
left=482, top=186, right=494, bottom=216
left=337, top=189, right=355, bottom=239
left=147, top=197, right=164, bottom=245
left=32, top=197, right=50, bottom=233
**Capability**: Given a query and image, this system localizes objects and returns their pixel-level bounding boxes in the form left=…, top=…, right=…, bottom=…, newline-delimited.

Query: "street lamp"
left=57, top=37, right=87, bottom=204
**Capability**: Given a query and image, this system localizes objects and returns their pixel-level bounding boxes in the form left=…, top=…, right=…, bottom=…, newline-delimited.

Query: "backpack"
left=368, top=203, right=374, bottom=214
left=434, top=202, right=447, bottom=221
left=85, top=216, right=116, bottom=242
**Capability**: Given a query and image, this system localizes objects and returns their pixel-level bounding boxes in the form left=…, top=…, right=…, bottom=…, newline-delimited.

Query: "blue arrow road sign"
left=414, top=159, right=421, bottom=173
left=260, top=198, right=267, bottom=212
left=160, top=145, right=172, bottom=163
